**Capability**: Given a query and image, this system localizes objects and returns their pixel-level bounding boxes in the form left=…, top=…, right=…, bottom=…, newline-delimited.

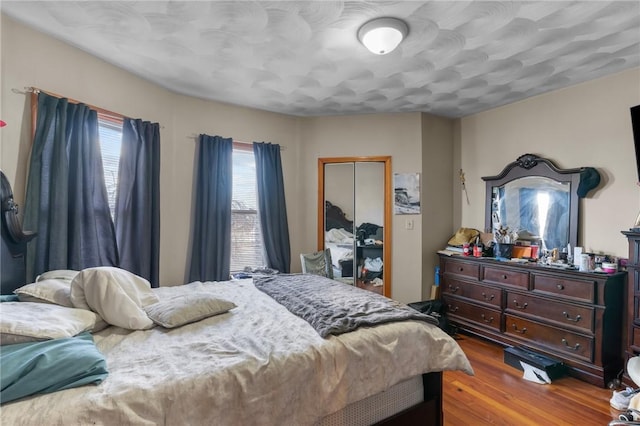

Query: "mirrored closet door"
left=318, top=156, right=392, bottom=297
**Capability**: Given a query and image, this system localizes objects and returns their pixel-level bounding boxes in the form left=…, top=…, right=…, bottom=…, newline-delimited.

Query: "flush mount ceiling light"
left=358, top=17, right=409, bottom=55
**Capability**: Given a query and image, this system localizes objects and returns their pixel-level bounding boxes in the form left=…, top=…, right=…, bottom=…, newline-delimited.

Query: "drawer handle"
left=448, top=285, right=460, bottom=293
left=557, top=284, right=565, bottom=290
left=502, top=274, right=508, bottom=280
left=511, top=323, right=527, bottom=334
left=513, top=300, right=528, bottom=309
left=458, top=267, right=464, bottom=272
left=562, top=312, right=582, bottom=322
left=480, top=314, right=494, bottom=324
left=447, top=305, right=459, bottom=313
left=482, top=292, right=495, bottom=301
left=561, top=338, right=580, bottom=351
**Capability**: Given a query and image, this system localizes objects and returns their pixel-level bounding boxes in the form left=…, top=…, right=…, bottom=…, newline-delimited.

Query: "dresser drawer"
left=504, top=314, right=593, bottom=362
left=442, top=258, right=480, bottom=280
left=443, top=296, right=501, bottom=332
left=505, top=291, right=594, bottom=333
left=482, top=266, right=529, bottom=289
left=531, top=274, right=595, bottom=303
left=442, top=278, right=502, bottom=308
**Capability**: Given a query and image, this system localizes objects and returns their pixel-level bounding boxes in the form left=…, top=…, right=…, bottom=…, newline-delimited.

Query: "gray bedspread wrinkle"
left=253, top=274, right=439, bottom=337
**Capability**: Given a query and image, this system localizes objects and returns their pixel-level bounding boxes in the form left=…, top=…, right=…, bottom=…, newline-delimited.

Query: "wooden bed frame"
left=1, top=171, right=35, bottom=295
left=325, top=200, right=354, bottom=232
left=0, top=171, right=443, bottom=426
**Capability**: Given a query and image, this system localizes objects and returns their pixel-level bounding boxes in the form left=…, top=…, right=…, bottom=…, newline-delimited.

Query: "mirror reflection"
left=354, top=162, right=385, bottom=293
left=492, top=176, right=570, bottom=251
left=483, top=154, right=584, bottom=254
left=324, top=163, right=355, bottom=286
left=319, top=157, right=391, bottom=296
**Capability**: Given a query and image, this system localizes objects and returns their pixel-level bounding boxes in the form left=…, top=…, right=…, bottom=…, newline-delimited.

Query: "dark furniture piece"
left=623, top=230, right=640, bottom=385
left=357, top=244, right=384, bottom=276
left=354, top=244, right=384, bottom=294
left=1, top=171, right=35, bottom=294
left=358, top=244, right=384, bottom=261
left=338, top=258, right=354, bottom=277
left=439, top=254, right=626, bottom=387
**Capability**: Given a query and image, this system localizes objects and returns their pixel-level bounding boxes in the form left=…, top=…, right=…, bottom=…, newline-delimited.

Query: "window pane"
left=98, top=117, right=123, bottom=218
left=231, top=149, right=265, bottom=271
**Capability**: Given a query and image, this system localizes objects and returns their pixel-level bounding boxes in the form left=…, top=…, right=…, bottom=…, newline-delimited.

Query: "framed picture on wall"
left=394, top=172, right=421, bottom=214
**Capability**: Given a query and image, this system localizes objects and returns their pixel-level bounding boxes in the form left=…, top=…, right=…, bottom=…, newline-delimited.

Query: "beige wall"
left=1, top=15, right=302, bottom=286
left=457, top=68, right=640, bottom=258
left=421, top=113, right=454, bottom=298
left=298, top=113, right=426, bottom=302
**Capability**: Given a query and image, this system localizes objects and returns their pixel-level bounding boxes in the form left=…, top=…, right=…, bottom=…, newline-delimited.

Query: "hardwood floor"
left=443, top=333, right=623, bottom=425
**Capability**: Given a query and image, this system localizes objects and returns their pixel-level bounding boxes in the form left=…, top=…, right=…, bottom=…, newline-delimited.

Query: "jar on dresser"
left=439, top=253, right=626, bottom=388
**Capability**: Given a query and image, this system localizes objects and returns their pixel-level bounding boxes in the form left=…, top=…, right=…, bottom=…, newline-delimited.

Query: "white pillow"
left=71, top=267, right=159, bottom=330
left=14, top=279, right=73, bottom=307
left=36, top=269, right=79, bottom=282
left=145, top=293, right=236, bottom=329
left=0, top=302, right=102, bottom=345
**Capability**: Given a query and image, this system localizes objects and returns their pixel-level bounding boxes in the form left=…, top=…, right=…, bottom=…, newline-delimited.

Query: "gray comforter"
left=253, top=274, right=439, bottom=337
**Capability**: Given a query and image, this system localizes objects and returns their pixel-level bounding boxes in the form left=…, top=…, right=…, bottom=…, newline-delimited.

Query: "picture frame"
left=394, top=172, right=421, bottom=214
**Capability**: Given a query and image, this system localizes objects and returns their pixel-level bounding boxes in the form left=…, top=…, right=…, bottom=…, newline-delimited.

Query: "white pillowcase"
left=0, top=302, right=102, bottom=345
left=71, top=267, right=159, bottom=330
left=36, top=269, right=79, bottom=282
left=14, top=279, right=73, bottom=307
left=145, top=293, right=236, bottom=329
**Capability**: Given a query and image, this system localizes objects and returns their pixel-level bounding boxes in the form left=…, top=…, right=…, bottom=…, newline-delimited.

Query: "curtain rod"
left=15, top=87, right=282, bottom=149
left=14, top=87, right=126, bottom=122
left=189, top=134, right=285, bottom=151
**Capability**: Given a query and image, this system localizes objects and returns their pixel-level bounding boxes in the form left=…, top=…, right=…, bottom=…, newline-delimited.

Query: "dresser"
left=623, top=231, right=640, bottom=384
left=439, top=254, right=626, bottom=387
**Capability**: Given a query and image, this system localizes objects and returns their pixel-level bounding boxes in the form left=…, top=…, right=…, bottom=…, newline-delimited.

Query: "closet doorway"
left=317, top=156, right=392, bottom=297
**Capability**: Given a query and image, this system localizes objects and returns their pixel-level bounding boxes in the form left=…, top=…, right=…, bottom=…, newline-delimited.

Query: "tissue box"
left=503, top=346, right=566, bottom=380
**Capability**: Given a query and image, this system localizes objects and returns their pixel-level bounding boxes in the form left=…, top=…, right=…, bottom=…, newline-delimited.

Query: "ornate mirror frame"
left=317, top=156, right=392, bottom=297
left=482, top=154, right=584, bottom=251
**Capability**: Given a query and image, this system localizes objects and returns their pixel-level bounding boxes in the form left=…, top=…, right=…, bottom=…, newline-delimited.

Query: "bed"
left=0, top=177, right=473, bottom=425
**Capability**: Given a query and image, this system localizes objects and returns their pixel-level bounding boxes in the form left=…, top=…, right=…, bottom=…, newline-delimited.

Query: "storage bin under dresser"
left=439, top=254, right=626, bottom=387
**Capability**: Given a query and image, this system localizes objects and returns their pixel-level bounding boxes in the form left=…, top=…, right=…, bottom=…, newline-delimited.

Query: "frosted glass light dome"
left=358, top=17, right=409, bottom=55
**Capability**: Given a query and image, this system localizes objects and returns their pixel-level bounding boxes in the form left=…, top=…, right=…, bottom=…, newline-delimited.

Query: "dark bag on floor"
left=408, top=299, right=457, bottom=336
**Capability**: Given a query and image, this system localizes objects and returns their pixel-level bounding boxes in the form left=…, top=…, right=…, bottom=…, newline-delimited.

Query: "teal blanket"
left=1, top=332, right=108, bottom=404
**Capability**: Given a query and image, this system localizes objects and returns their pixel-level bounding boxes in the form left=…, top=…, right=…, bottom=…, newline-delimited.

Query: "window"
left=231, top=147, right=265, bottom=272
left=97, top=115, right=123, bottom=218
left=97, top=122, right=265, bottom=271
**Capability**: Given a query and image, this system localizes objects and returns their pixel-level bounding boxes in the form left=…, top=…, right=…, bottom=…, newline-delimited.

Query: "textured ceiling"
left=2, top=1, right=640, bottom=118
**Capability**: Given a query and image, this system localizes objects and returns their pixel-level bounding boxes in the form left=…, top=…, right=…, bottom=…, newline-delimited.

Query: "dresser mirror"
left=318, top=156, right=392, bottom=297
left=482, top=154, right=584, bottom=252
